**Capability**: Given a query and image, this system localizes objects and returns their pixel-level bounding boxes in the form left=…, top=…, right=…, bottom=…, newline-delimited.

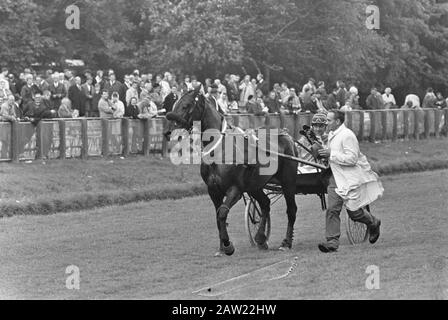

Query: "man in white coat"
left=317, top=110, right=383, bottom=253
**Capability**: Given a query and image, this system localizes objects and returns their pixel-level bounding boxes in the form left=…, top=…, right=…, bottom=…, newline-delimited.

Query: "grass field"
left=1, top=138, right=447, bottom=204
left=0, top=170, right=447, bottom=300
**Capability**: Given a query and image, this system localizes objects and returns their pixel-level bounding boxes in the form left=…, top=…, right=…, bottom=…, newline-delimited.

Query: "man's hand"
left=318, top=148, right=331, bottom=159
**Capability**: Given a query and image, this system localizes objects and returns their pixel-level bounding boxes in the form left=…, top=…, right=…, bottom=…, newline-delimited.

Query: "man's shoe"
left=368, top=219, right=381, bottom=244
left=318, top=242, right=338, bottom=253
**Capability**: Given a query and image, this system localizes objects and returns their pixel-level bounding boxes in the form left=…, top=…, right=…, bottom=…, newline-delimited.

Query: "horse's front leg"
left=249, top=189, right=271, bottom=250
left=280, top=187, right=297, bottom=250
left=208, top=188, right=225, bottom=256
left=216, top=186, right=242, bottom=256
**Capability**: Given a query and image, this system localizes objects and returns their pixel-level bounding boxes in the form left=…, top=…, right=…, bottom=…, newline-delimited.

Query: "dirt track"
left=0, top=170, right=447, bottom=300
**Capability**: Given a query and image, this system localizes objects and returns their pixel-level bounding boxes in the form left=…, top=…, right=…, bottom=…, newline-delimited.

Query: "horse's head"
left=165, top=86, right=205, bottom=138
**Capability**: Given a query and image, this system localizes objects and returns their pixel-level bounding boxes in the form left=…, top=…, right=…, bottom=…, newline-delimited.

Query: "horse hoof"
left=223, top=242, right=235, bottom=256
left=257, top=242, right=269, bottom=251
left=214, top=251, right=224, bottom=258
left=278, top=246, right=290, bottom=252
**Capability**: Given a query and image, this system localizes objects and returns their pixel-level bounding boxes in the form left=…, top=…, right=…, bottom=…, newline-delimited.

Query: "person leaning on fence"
left=125, top=97, right=140, bottom=119
left=98, top=90, right=114, bottom=118
left=246, top=94, right=268, bottom=116
left=317, top=110, right=383, bottom=253
left=58, top=97, right=77, bottom=118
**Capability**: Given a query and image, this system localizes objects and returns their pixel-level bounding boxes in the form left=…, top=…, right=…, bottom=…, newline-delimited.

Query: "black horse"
left=165, top=87, right=300, bottom=256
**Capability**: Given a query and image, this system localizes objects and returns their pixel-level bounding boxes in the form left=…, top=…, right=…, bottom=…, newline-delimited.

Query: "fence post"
left=358, top=111, right=365, bottom=142
left=434, top=109, right=441, bottom=139
left=35, top=121, right=44, bottom=160
left=369, top=111, right=377, bottom=142
left=143, top=119, right=150, bottom=156
left=232, top=115, right=240, bottom=127
left=101, top=118, right=110, bottom=157
left=414, top=110, right=420, bottom=140
left=444, top=109, right=448, bottom=137
left=392, top=110, right=398, bottom=142
left=294, top=113, right=300, bottom=140
left=59, top=120, right=66, bottom=160
left=403, top=110, right=410, bottom=140
left=11, top=121, right=19, bottom=162
left=161, top=118, right=168, bottom=158
left=424, top=109, right=431, bottom=139
left=81, top=119, right=89, bottom=160
left=346, top=111, right=353, bottom=131
left=381, top=111, right=388, bottom=141
left=122, top=118, right=130, bottom=157
left=264, top=114, right=271, bottom=127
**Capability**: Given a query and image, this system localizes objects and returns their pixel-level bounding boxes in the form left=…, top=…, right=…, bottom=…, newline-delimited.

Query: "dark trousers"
left=325, top=176, right=375, bottom=247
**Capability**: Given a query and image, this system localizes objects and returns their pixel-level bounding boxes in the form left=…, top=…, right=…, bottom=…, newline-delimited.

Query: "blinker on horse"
left=165, top=87, right=299, bottom=256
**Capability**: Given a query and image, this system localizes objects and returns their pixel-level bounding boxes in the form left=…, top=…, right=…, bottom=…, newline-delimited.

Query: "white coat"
left=328, top=124, right=384, bottom=211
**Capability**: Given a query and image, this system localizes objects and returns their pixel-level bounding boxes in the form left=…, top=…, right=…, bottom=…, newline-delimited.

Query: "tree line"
left=1, top=0, right=448, bottom=103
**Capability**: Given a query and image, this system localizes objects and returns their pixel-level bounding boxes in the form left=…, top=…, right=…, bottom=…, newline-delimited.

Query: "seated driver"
left=296, top=112, right=328, bottom=174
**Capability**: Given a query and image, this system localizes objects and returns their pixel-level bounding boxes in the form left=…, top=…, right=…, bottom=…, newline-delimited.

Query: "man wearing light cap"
left=317, top=110, right=383, bottom=253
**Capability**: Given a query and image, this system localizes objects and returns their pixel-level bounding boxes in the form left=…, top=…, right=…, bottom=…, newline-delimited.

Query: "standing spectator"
left=347, top=86, right=360, bottom=110
left=58, top=97, right=78, bottom=118
left=149, top=84, right=164, bottom=109
left=0, top=67, right=9, bottom=88
left=91, top=83, right=102, bottom=117
left=123, top=75, right=132, bottom=91
left=162, top=85, right=180, bottom=114
left=311, top=92, right=327, bottom=114
left=181, top=75, right=193, bottom=93
left=95, top=70, right=106, bottom=90
left=68, top=77, right=86, bottom=117
left=285, top=88, right=301, bottom=114
left=301, top=87, right=314, bottom=112
left=422, top=88, right=437, bottom=108
left=0, top=79, right=12, bottom=105
left=49, top=73, right=67, bottom=110
left=125, top=97, right=140, bottom=119
left=155, top=74, right=163, bottom=85
left=160, top=72, right=172, bottom=100
left=435, top=92, right=447, bottom=109
left=1, top=95, right=22, bottom=122
left=335, top=81, right=348, bottom=108
left=8, top=74, right=19, bottom=100
left=217, top=90, right=230, bottom=115
left=35, top=75, right=50, bottom=94
left=264, top=91, right=282, bottom=114
left=227, top=74, right=240, bottom=103
left=98, top=90, right=114, bottom=118
left=104, top=72, right=126, bottom=105
left=325, top=87, right=339, bottom=110
left=302, top=78, right=316, bottom=95
left=279, top=83, right=291, bottom=105
left=126, top=81, right=140, bottom=106
left=110, top=92, right=125, bottom=118
left=82, top=77, right=95, bottom=117
left=382, top=88, right=396, bottom=109
left=272, top=83, right=282, bottom=100
left=215, top=79, right=227, bottom=95
left=365, top=87, right=384, bottom=110
left=256, top=74, right=270, bottom=97
left=42, top=90, right=55, bottom=114
left=20, top=74, right=36, bottom=108
left=316, top=81, right=328, bottom=101
left=239, top=75, right=254, bottom=107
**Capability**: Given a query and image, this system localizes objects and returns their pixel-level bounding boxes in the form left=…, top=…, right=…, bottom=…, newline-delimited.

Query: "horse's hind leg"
left=216, top=186, right=242, bottom=256
left=248, top=189, right=271, bottom=250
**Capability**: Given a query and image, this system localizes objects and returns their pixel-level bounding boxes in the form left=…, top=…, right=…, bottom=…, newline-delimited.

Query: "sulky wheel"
left=345, top=209, right=369, bottom=245
left=245, top=197, right=271, bottom=247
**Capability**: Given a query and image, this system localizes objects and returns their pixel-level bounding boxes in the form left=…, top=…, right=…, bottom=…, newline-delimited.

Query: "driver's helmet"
left=311, top=112, right=328, bottom=125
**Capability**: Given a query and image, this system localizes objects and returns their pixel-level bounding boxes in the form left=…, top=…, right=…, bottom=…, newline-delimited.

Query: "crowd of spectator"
left=1, top=65, right=447, bottom=124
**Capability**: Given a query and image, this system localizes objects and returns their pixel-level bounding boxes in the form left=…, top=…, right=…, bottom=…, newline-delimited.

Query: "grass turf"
left=0, top=138, right=447, bottom=217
